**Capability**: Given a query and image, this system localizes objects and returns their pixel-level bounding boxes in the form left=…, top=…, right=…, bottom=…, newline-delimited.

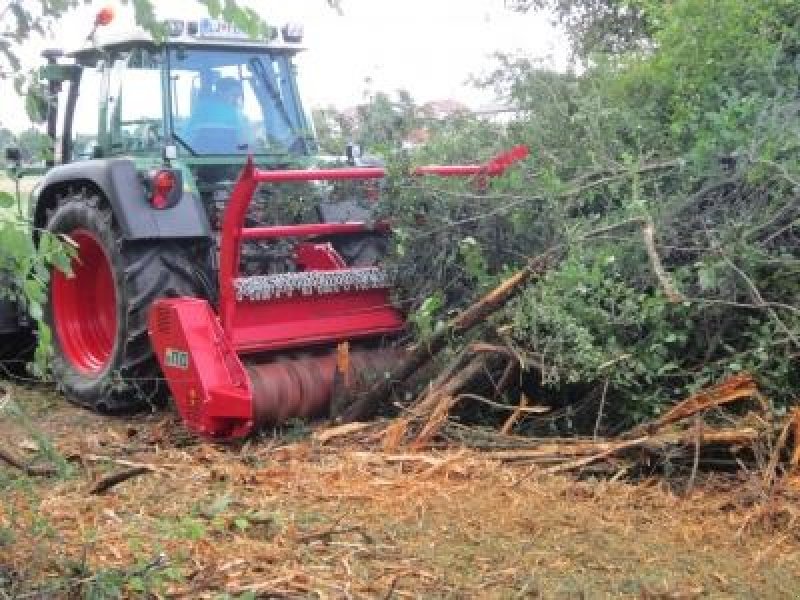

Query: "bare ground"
left=0, top=382, right=799, bottom=599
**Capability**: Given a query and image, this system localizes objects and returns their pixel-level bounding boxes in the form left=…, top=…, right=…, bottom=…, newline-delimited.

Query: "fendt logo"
left=165, top=348, right=190, bottom=370
left=503, top=0, right=530, bottom=10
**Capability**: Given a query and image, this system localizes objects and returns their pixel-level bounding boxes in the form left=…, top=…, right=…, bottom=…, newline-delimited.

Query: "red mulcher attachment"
left=148, top=146, right=529, bottom=439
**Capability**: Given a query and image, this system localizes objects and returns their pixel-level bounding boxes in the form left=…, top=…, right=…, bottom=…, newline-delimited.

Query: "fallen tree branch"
left=312, top=422, right=373, bottom=444
left=78, top=454, right=170, bottom=472
left=390, top=355, right=491, bottom=451
left=763, top=415, right=794, bottom=490
left=342, top=252, right=554, bottom=422
left=642, top=219, right=685, bottom=303
left=297, top=525, right=369, bottom=544
left=536, top=437, right=650, bottom=476
left=725, top=257, right=800, bottom=348
left=0, top=444, right=58, bottom=477
left=497, top=426, right=763, bottom=480
left=89, top=466, right=153, bottom=495
left=792, top=409, right=800, bottom=475
left=456, top=392, right=552, bottom=415
left=627, top=373, right=760, bottom=437
left=501, top=394, right=530, bottom=435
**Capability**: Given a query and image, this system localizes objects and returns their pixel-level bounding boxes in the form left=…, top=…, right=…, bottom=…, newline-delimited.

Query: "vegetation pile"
left=312, top=0, right=800, bottom=440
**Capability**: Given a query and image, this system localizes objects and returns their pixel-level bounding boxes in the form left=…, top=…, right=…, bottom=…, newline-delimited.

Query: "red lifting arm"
left=218, top=146, right=529, bottom=339
left=412, top=145, right=529, bottom=176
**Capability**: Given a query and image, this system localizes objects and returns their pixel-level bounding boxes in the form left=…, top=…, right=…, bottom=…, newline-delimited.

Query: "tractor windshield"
left=168, top=47, right=313, bottom=156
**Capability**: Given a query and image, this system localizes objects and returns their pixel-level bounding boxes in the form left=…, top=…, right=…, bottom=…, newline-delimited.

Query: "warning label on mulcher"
left=165, top=348, right=190, bottom=370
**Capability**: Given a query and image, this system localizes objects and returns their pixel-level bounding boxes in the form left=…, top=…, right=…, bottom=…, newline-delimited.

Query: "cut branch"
left=642, top=219, right=685, bottom=303
left=627, top=373, right=759, bottom=437
left=0, top=444, right=57, bottom=477
left=89, top=466, right=153, bottom=495
left=342, top=252, right=554, bottom=422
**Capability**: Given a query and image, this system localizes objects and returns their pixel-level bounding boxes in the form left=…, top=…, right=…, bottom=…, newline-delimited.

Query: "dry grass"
left=0, top=384, right=799, bottom=598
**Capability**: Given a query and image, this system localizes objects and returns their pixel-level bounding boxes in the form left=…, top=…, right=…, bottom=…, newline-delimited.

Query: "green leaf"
left=0, top=192, right=14, bottom=209
left=697, top=265, right=717, bottom=291
left=203, top=0, right=222, bottom=18
left=23, top=278, right=43, bottom=304
left=28, top=300, right=42, bottom=321
left=51, top=251, right=73, bottom=277
left=25, top=86, right=48, bottom=124
left=233, top=517, right=250, bottom=531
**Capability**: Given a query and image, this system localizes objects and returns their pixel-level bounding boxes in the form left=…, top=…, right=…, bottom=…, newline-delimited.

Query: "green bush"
left=375, top=0, right=800, bottom=428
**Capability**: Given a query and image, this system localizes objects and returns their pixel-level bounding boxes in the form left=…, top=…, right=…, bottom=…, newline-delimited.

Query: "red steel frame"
left=219, top=159, right=402, bottom=354
left=218, top=144, right=529, bottom=346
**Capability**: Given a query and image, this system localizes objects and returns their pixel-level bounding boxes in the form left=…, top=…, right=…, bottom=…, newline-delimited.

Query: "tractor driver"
left=185, top=76, right=254, bottom=152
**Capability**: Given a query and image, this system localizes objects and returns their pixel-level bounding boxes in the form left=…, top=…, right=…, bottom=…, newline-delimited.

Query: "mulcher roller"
left=248, top=350, right=399, bottom=427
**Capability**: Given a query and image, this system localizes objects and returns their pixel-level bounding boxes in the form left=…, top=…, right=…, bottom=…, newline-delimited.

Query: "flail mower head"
left=147, top=146, right=529, bottom=439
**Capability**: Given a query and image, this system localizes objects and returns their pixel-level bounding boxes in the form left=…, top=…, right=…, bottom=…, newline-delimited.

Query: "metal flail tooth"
left=234, top=267, right=390, bottom=301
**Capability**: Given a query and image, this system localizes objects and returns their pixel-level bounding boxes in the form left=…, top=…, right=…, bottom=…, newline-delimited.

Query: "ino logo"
left=165, top=348, right=190, bottom=370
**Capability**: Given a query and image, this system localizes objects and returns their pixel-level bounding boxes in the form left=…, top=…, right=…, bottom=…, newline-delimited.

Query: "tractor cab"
left=50, top=17, right=314, bottom=167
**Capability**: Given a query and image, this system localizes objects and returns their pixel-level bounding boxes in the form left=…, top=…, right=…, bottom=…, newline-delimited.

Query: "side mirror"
left=5, top=147, right=21, bottom=164
left=345, top=142, right=362, bottom=165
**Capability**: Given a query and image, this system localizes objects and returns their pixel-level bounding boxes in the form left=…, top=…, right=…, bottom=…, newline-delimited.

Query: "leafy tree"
left=311, top=105, right=356, bottom=156
left=14, top=127, right=49, bottom=162
left=506, top=0, right=653, bottom=59
left=382, top=0, right=800, bottom=431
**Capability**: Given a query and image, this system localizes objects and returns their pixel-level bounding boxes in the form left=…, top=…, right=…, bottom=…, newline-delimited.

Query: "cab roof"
left=69, top=18, right=304, bottom=64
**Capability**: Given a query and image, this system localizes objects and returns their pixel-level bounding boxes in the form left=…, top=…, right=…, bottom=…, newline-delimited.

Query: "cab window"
left=107, top=48, right=164, bottom=155
left=70, top=63, right=103, bottom=160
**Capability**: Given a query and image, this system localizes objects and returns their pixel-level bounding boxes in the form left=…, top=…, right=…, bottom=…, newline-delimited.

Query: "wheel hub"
left=51, top=229, right=118, bottom=374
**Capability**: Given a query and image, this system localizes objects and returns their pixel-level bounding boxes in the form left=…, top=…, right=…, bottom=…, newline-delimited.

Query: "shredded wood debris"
left=0, top=377, right=798, bottom=598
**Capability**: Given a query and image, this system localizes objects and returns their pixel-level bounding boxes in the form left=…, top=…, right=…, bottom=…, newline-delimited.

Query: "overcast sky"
left=0, top=0, right=566, bottom=132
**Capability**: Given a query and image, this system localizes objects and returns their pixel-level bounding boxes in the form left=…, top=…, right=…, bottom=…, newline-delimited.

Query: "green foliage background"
left=334, top=0, right=800, bottom=431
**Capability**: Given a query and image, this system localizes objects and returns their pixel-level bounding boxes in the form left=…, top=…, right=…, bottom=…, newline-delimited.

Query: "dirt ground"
left=0, top=383, right=799, bottom=599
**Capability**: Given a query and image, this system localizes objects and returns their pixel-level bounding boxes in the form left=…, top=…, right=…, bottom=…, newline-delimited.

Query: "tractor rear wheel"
left=45, top=195, right=206, bottom=411
left=0, top=331, right=35, bottom=377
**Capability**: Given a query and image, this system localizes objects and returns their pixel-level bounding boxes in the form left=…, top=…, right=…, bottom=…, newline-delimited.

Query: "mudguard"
left=32, top=158, right=211, bottom=240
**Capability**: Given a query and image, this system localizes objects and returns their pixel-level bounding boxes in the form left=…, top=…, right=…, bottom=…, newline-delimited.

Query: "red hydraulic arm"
left=218, top=145, right=530, bottom=341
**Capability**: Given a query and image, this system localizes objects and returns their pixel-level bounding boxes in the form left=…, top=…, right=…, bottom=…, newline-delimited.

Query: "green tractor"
left=2, top=14, right=323, bottom=411
left=1, top=11, right=526, bottom=438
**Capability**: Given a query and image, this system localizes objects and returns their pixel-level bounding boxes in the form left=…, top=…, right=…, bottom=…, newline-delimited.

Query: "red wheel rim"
left=51, top=230, right=118, bottom=374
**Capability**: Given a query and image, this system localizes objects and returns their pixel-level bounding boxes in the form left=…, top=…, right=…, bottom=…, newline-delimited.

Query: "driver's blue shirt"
left=183, top=96, right=254, bottom=152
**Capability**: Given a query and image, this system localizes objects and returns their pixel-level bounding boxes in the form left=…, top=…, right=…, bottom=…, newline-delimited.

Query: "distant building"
left=419, top=99, right=471, bottom=120
left=473, top=101, right=521, bottom=125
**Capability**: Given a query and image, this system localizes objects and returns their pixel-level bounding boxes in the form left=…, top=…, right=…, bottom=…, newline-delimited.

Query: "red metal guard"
left=149, top=145, right=528, bottom=438
left=219, top=160, right=402, bottom=355
left=218, top=145, right=529, bottom=351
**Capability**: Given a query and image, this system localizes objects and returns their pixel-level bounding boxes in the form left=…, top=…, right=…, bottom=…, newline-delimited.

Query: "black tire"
left=0, top=277, right=35, bottom=377
left=45, top=195, right=207, bottom=412
left=0, top=331, right=35, bottom=378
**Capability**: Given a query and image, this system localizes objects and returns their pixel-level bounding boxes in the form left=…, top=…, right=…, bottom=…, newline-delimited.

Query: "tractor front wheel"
left=45, top=196, right=205, bottom=411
